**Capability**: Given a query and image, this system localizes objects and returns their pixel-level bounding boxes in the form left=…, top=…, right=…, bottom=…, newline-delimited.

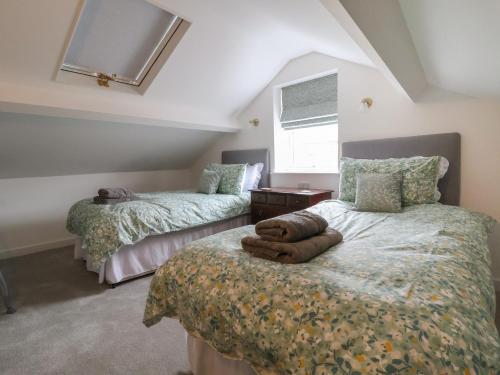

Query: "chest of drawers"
left=250, top=188, right=332, bottom=224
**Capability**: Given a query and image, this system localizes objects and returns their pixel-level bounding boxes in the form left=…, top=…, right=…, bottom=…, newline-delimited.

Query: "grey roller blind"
left=62, top=0, right=181, bottom=86
left=280, top=73, right=338, bottom=129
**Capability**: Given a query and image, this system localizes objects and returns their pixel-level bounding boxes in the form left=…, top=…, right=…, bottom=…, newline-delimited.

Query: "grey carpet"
left=0, top=246, right=190, bottom=375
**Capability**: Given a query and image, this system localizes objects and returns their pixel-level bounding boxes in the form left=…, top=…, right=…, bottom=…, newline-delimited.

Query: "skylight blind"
left=280, top=73, right=338, bottom=130
left=62, top=0, right=182, bottom=86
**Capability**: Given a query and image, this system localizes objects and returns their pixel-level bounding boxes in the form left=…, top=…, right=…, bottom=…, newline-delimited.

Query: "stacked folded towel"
left=93, top=187, right=136, bottom=205
left=242, top=210, right=343, bottom=264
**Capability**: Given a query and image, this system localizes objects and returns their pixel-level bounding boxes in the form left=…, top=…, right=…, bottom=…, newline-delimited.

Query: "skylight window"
left=60, top=0, right=188, bottom=88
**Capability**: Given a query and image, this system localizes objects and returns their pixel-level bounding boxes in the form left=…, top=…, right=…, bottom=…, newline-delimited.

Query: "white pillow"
left=434, top=156, right=450, bottom=201
left=242, top=163, right=264, bottom=191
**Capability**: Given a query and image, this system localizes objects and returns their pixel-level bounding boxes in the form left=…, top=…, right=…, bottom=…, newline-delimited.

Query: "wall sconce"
left=359, top=97, right=373, bottom=112
left=249, top=118, right=260, bottom=127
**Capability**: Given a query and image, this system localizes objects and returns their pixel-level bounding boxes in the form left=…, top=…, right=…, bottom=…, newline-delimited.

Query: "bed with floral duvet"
left=67, top=191, right=250, bottom=268
left=143, top=200, right=500, bottom=374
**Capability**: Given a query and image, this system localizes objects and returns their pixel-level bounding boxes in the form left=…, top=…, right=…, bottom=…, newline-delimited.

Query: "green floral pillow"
left=355, top=172, right=403, bottom=212
left=339, top=156, right=440, bottom=205
left=207, top=163, right=247, bottom=195
left=197, top=169, right=221, bottom=194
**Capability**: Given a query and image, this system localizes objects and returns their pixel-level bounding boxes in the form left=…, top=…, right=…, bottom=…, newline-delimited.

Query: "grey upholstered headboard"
left=342, top=133, right=461, bottom=206
left=221, top=148, right=270, bottom=188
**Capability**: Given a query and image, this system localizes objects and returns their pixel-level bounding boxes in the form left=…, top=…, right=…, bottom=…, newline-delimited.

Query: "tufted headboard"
left=221, top=148, right=270, bottom=188
left=342, top=133, right=461, bottom=206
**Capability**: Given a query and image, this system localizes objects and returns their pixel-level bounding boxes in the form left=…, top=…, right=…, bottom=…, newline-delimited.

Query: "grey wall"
left=0, top=112, right=222, bottom=178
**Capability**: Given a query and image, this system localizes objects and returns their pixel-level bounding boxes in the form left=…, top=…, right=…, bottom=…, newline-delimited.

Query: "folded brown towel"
left=255, top=210, right=328, bottom=242
left=98, top=187, right=134, bottom=199
left=93, top=196, right=131, bottom=205
left=241, top=228, right=343, bottom=264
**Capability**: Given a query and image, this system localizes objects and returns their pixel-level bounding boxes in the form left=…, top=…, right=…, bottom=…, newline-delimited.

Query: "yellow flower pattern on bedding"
left=143, top=200, right=500, bottom=374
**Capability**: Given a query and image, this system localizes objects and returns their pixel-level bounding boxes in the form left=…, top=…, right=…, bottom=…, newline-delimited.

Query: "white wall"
left=194, top=52, right=500, bottom=285
left=0, top=169, right=193, bottom=259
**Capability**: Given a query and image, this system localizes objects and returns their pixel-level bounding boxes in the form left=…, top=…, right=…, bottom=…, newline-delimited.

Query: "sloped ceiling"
left=0, top=0, right=372, bottom=131
left=400, top=0, right=500, bottom=99
left=0, top=0, right=376, bottom=179
left=8, top=0, right=495, bottom=178
left=0, top=112, right=220, bottom=178
left=332, top=0, right=427, bottom=101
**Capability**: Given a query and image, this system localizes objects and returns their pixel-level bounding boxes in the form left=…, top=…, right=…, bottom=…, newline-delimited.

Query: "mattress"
left=143, top=200, right=500, bottom=374
left=66, top=191, right=250, bottom=268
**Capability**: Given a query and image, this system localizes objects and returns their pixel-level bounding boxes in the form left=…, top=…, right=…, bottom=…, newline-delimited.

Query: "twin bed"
left=67, top=149, right=270, bottom=285
left=142, top=133, right=500, bottom=374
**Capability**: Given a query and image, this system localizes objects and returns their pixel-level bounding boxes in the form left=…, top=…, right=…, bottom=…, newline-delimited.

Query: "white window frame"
left=273, top=69, right=339, bottom=174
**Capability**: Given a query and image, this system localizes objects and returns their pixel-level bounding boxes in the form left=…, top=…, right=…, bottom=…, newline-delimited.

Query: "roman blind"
left=280, top=73, right=338, bottom=129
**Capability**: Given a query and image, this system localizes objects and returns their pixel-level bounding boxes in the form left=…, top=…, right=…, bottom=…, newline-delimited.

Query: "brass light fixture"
left=359, top=97, right=373, bottom=112
left=249, top=118, right=260, bottom=127
left=96, top=73, right=117, bottom=87
left=361, top=97, right=373, bottom=107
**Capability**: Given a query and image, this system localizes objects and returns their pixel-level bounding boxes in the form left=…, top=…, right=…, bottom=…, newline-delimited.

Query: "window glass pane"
left=63, top=0, right=178, bottom=83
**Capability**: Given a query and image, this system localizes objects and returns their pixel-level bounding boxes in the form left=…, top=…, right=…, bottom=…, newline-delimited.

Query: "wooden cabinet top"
left=249, top=187, right=333, bottom=196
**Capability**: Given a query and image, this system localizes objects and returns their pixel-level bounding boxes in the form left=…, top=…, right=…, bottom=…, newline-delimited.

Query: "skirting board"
left=0, top=237, right=76, bottom=260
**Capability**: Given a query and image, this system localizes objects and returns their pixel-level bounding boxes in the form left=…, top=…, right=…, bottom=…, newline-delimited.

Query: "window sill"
left=272, top=171, right=339, bottom=175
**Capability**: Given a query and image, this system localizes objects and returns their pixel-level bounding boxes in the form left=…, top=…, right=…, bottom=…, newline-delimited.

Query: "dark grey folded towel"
left=93, top=196, right=131, bottom=205
left=98, top=187, right=134, bottom=199
left=255, top=210, right=329, bottom=242
left=241, top=228, right=343, bottom=264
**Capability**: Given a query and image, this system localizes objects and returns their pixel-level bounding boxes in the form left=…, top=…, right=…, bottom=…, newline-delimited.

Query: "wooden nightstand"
left=250, top=188, right=333, bottom=224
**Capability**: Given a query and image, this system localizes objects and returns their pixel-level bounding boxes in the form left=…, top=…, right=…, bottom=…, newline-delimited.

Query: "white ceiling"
left=0, top=0, right=371, bottom=130
left=330, top=0, right=427, bottom=101
left=400, top=0, right=500, bottom=99
left=2, top=0, right=497, bottom=178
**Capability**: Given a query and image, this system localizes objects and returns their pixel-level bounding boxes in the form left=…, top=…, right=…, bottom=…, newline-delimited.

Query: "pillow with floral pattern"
left=355, top=172, right=403, bottom=212
left=197, top=169, right=221, bottom=194
left=339, top=156, right=440, bottom=205
left=206, top=163, right=247, bottom=195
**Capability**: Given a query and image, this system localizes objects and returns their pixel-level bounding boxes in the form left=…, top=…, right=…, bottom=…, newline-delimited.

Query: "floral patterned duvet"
left=143, top=200, right=500, bottom=374
left=66, top=191, right=250, bottom=268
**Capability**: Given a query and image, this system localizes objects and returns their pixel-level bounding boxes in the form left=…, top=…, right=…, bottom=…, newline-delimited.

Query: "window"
left=274, top=72, right=338, bottom=173
left=60, top=0, right=188, bottom=88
